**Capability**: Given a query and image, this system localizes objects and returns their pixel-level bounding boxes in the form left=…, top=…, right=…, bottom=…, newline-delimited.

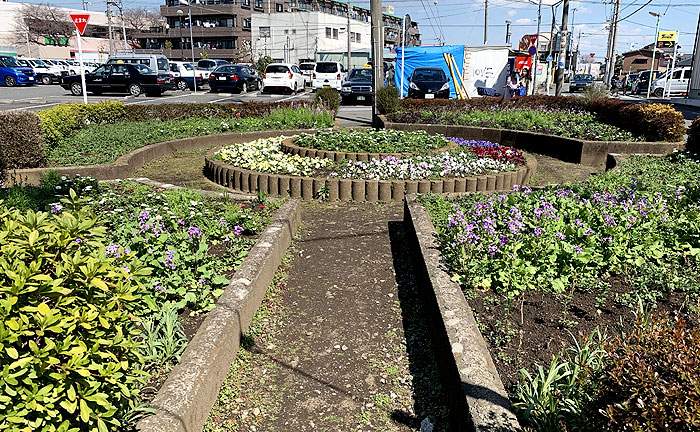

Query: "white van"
left=312, top=61, right=345, bottom=90
left=23, top=58, right=65, bottom=84
left=651, top=67, right=691, bottom=97
left=169, top=61, right=205, bottom=91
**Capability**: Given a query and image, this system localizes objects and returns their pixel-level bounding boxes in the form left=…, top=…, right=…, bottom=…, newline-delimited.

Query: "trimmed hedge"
left=38, top=101, right=126, bottom=148
left=393, top=96, right=685, bottom=142
left=313, top=88, right=340, bottom=113
left=0, top=110, right=46, bottom=181
left=376, top=86, right=400, bottom=115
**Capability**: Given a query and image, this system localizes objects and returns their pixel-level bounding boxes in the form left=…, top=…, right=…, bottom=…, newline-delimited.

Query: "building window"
left=292, top=29, right=296, bottom=34
left=259, top=26, right=271, bottom=37
left=255, top=0, right=263, bottom=8
left=284, top=29, right=288, bottom=34
left=355, top=32, right=360, bottom=43
left=242, top=0, right=250, bottom=6
left=243, top=18, right=251, bottom=28
left=289, top=0, right=296, bottom=6
left=333, top=28, right=338, bottom=39
left=632, top=58, right=648, bottom=64
left=326, top=27, right=332, bottom=38
left=276, top=3, right=283, bottom=11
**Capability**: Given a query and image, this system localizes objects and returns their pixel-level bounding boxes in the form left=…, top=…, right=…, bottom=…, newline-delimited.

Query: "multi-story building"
left=135, top=0, right=419, bottom=63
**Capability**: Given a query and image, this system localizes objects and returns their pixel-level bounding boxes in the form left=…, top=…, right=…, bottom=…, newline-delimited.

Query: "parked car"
left=0, top=56, right=36, bottom=86
left=312, top=61, right=345, bottom=90
left=169, top=61, right=206, bottom=90
left=340, top=68, right=373, bottom=104
left=634, top=70, right=661, bottom=95
left=106, top=54, right=174, bottom=89
left=408, top=67, right=450, bottom=99
left=569, top=74, right=595, bottom=92
left=651, top=67, right=691, bottom=97
left=262, top=63, right=305, bottom=94
left=22, top=58, right=64, bottom=84
left=61, top=63, right=171, bottom=97
left=208, top=64, right=260, bottom=93
left=299, top=62, right=315, bottom=86
left=197, top=59, right=229, bottom=73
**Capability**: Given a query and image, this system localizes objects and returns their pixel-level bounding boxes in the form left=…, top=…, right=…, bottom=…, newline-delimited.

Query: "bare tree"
left=14, top=3, right=73, bottom=46
left=123, top=8, right=163, bottom=32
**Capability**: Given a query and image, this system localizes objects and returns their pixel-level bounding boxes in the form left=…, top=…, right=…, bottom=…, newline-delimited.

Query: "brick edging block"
left=136, top=199, right=302, bottom=432
left=204, top=155, right=537, bottom=201
left=403, top=195, right=522, bottom=432
left=6, top=129, right=319, bottom=186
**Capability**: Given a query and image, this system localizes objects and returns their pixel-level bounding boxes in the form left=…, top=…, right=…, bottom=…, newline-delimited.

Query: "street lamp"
left=177, top=9, right=184, bottom=60
left=179, top=0, right=197, bottom=93
left=646, top=11, right=660, bottom=99
left=505, top=19, right=511, bottom=45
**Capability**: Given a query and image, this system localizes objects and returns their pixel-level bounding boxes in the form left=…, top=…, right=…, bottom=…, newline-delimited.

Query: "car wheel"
left=128, top=82, right=142, bottom=97
left=210, top=86, right=218, bottom=93
left=4, top=75, right=16, bottom=87
left=176, top=79, right=188, bottom=91
left=293, top=82, right=298, bottom=93
left=241, top=83, right=247, bottom=94
left=654, top=87, right=665, bottom=98
left=70, top=82, right=83, bottom=96
left=41, top=75, right=52, bottom=85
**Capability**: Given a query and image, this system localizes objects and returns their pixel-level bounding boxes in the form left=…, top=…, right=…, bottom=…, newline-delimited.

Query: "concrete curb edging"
left=404, top=195, right=522, bottom=432
left=136, top=199, right=302, bottom=432
left=379, top=116, right=683, bottom=169
left=204, top=156, right=537, bottom=201
left=280, top=137, right=457, bottom=162
left=7, top=129, right=319, bottom=186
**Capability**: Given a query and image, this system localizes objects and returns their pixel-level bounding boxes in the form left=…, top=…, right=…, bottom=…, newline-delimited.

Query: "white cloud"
left=507, top=10, right=517, bottom=17
left=515, top=18, right=533, bottom=25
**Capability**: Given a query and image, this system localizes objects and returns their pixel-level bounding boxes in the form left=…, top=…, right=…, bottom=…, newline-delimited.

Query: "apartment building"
left=135, top=0, right=420, bottom=62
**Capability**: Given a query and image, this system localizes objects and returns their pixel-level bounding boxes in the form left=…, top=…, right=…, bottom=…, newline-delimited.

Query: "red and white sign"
left=70, top=14, right=90, bottom=35
left=518, top=34, right=539, bottom=51
left=515, top=56, right=532, bottom=71
left=589, top=53, right=595, bottom=58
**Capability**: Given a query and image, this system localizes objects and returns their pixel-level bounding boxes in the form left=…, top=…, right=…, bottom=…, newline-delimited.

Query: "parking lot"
left=0, top=84, right=314, bottom=111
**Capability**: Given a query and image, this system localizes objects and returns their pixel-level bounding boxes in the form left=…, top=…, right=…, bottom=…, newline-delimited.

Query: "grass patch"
left=133, top=146, right=221, bottom=192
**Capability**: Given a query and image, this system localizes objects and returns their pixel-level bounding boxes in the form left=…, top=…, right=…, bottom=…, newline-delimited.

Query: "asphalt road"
left=0, top=83, right=313, bottom=111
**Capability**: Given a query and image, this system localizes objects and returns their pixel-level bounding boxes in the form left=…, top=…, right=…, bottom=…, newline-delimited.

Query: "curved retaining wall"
left=379, top=116, right=683, bottom=168
left=280, top=137, right=456, bottom=162
left=7, top=129, right=319, bottom=186
left=204, top=156, right=537, bottom=201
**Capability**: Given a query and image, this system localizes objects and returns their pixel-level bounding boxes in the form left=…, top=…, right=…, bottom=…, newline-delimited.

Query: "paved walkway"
left=206, top=202, right=449, bottom=431
left=337, top=106, right=373, bottom=128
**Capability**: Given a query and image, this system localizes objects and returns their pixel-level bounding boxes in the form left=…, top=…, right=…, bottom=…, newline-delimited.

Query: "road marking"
left=16, top=102, right=61, bottom=110
left=208, top=91, right=260, bottom=104
left=126, top=92, right=205, bottom=105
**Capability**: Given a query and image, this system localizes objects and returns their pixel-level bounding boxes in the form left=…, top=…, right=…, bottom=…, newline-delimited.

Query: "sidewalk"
left=206, top=202, right=449, bottom=431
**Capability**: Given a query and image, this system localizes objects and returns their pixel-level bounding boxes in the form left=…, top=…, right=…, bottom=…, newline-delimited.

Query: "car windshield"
left=183, top=63, right=193, bottom=71
left=30, top=59, right=48, bottom=67
left=299, top=63, right=315, bottom=71
left=266, top=65, right=289, bottom=74
left=2, top=57, right=20, bottom=67
left=316, top=63, right=338, bottom=73
left=413, top=69, right=446, bottom=81
left=217, top=65, right=242, bottom=74
left=17, top=59, right=29, bottom=66
left=133, top=64, right=154, bottom=74
left=348, top=68, right=372, bottom=81
left=574, top=74, right=593, bottom=81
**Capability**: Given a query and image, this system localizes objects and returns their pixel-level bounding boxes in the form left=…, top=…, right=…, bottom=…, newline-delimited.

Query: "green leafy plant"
left=0, top=203, right=151, bottom=431
left=376, top=86, right=400, bottom=114
left=38, top=100, right=126, bottom=148
left=140, top=303, right=188, bottom=367
left=0, top=110, right=46, bottom=178
left=293, top=129, right=448, bottom=154
left=255, top=55, right=273, bottom=78
left=314, top=88, right=340, bottom=114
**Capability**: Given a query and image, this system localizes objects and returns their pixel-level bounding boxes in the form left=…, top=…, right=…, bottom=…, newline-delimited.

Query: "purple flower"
left=219, top=218, right=228, bottom=226
left=555, top=232, right=566, bottom=240
left=138, top=210, right=150, bottom=223
left=233, top=225, right=244, bottom=236
left=50, top=203, right=63, bottom=214
left=164, top=249, right=176, bottom=270
left=188, top=226, right=203, bottom=239
left=573, top=245, right=583, bottom=254
left=533, top=227, right=545, bottom=237
left=153, top=282, right=166, bottom=292
left=198, top=278, right=206, bottom=284
left=106, top=243, right=120, bottom=257
left=74, top=238, right=83, bottom=244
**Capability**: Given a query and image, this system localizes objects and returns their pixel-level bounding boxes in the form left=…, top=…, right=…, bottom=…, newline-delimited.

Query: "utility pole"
left=81, top=0, right=88, bottom=10
left=546, top=3, right=557, bottom=94
left=505, top=19, right=511, bottom=45
left=347, top=0, right=352, bottom=71
left=531, top=0, right=542, bottom=95
left=483, top=0, right=488, bottom=45
left=608, top=0, right=620, bottom=84
left=370, top=0, right=383, bottom=125
left=569, top=7, right=576, bottom=76
left=647, top=11, right=661, bottom=98
left=555, top=0, right=568, bottom=95
left=108, top=1, right=128, bottom=50
left=106, top=1, right=114, bottom=56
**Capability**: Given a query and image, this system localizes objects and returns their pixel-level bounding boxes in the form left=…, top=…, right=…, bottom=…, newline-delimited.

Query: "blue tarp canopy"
left=393, top=45, right=464, bottom=99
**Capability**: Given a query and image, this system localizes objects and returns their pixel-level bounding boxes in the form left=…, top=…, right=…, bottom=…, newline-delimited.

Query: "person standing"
left=520, top=67, right=531, bottom=95
left=506, top=68, right=521, bottom=98
left=610, top=75, right=620, bottom=96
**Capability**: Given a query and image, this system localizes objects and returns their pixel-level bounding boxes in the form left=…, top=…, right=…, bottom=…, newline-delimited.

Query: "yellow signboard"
left=659, top=31, right=677, bottom=42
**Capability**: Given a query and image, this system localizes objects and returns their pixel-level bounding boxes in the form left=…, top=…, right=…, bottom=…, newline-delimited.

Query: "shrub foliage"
left=0, top=201, right=150, bottom=431
left=313, top=88, right=340, bottom=113
left=0, top=110, right=46, bottom=179
left=38, top=101, right=126, bottom=148
left=376, top=86, right=400, bottom=115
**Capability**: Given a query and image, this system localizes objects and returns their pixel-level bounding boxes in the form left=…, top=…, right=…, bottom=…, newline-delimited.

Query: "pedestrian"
left=506, top=68, right=521, bottom=98
left=610, top=75, right=620, bottom=96
left=520, top=67, right=531, bottom=95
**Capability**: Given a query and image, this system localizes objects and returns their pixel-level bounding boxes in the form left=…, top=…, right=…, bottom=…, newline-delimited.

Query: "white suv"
left=312, top=61, right=345, bottom=91
left=23, top=58, right=64, bottom=84
left=263, top=63, right=305, bottom=94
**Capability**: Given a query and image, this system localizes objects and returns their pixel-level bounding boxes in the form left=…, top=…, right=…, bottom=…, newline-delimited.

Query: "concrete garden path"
left=206, top=202, right=450, bottom=431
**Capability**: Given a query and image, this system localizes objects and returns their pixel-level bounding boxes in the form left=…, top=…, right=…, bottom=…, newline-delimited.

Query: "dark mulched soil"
left=205, top=202, right=450, bottom=431
left=471, top=277, right=692, bottom=391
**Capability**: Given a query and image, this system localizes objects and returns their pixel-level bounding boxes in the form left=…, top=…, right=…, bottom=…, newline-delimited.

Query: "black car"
left=340, top=68, right=374, bottom=104
left=61, top=63, right=170, bottom=97
left=208, top=64, right=260, bottom=93
left=634, top=70, right=661, bottom=95
left=569, top=74, right=595, bottom=92
left=408, top=67, right=450, bottom=99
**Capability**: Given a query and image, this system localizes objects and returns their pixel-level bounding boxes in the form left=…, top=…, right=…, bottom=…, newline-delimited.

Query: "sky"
left=18, top=0, right=700, bottom=62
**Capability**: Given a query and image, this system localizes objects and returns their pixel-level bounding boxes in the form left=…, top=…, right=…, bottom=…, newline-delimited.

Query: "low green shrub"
left=38, top=101, right=126, bottom=148
left=376, top=86, right=400, bottom=114
left=293, top=129, right=448, bottom=153
left=0, top=110, right=46, bottom=177
left=0, top=203, right=150, bottom=431
left=47, top=107, right=333, bottom=167
left=314, top=88, right=340, bottom=113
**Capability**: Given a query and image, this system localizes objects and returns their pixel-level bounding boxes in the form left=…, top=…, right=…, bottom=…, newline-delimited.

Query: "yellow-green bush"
left=0, top=111, right=46, bottom=178
left=0, top=202, right=151, bottom=431
left=38, top=101, right=126, bottom=148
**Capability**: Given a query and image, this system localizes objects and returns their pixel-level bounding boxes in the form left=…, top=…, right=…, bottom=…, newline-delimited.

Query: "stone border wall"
left=379, top=116, right=683, bottom=168
left=137, top=199, right=301, bottom=432
left=403, top=195, right=522, bottom=432
left=7, top=129, right=319, bottom=186
left=280, top=137, right=456, bottom=162
left=204, top=156, right=537, bottom=201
